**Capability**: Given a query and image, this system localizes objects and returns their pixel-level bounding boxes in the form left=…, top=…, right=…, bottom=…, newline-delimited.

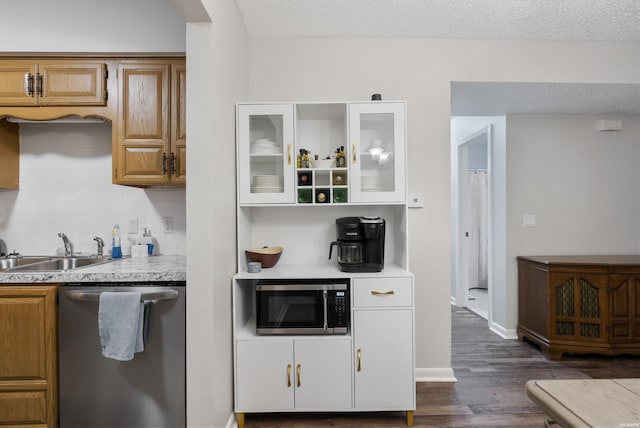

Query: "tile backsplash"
left=0, top=123, right=186, bottom=256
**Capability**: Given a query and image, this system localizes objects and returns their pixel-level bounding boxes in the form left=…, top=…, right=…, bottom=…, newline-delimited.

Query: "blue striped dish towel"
left=98, top=291, right=144, bottom=361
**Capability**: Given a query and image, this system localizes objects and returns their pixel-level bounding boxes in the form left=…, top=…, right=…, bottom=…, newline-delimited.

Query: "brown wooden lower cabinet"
left=0, top=285, right=57, bottom=427
left=517, top=256, right=640, bottom=359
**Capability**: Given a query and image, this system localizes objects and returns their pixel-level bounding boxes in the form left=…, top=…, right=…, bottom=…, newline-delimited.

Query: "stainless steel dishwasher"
left=58, top=281, right=186, bottom=428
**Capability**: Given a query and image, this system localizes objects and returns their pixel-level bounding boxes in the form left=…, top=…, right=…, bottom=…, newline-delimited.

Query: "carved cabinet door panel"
left=549, top=272, right=608, bottom=344
left=608, top=273, right=640, bottom=344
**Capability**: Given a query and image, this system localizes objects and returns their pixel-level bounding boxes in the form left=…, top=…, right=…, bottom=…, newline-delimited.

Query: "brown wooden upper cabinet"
left=0, top=119, right=19, bottom=189
left=0, top=60, right=108, bottom=106
left=115, top=59, right=185, bottom=186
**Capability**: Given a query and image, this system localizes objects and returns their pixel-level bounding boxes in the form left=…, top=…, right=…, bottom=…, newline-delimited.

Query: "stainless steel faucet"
left=58, top=233, right=72, bottom=256
left=93, top=237, right=104, bottom=257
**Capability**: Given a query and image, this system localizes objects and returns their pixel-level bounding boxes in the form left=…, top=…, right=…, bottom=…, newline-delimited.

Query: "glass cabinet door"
left=349, top=102, right=406, bottom=203
left=237, top=104, right=295, bottom=204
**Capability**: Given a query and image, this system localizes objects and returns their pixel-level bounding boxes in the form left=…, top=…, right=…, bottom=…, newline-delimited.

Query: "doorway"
left=455, top=125, right=491, bottom=320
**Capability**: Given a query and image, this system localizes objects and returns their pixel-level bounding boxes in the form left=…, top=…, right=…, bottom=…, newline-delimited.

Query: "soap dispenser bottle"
left=111, top=224, right=122, bottom=258
left=142, top=227, right=154, bottom=256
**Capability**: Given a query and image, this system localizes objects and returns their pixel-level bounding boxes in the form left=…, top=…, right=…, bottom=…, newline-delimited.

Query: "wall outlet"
left=128, top=217, right=138, bottom=234
left=163, top=216, right=174, bottom=233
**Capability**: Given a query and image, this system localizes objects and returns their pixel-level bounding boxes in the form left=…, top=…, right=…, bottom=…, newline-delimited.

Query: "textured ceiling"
left=236, top=0, right=640, bottom=40
left=451, top=82, right=640, bottom=115
left=236, top=1, right=640, bottom=115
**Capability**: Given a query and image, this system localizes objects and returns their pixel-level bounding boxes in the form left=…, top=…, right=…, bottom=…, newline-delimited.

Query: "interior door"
left=456, top=126, right=491, bottom=320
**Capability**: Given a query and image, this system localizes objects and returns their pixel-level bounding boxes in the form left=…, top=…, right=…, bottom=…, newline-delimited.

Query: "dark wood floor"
left=242, top=306, right=640, bottom=427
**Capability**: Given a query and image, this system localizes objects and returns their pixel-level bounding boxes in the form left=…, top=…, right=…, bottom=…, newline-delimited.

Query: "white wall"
left=0, top=0, right=186, bottom=52
left=247, top=38, right=640, bottom=375
left=0, top=124, right=185, bottom=256
left=186, top=1, right=247, bottom=427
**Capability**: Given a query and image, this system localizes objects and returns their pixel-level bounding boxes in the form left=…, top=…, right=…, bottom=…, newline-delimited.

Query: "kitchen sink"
left=4, top=256, right=112, bottom=272
left=0, top=257, right=53, bottom=271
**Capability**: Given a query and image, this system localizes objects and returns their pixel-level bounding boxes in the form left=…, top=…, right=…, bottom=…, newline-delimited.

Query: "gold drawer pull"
left=371, top=290, right=395, bottom=296
left=287, top=364, right=292, bottom=387
left=357, top=348, right=362, bottom=372
left=287, top=144, right=292, bottom=164
left=296, top=364, right=301, bottom=387
left=352, top=143, right=357, bottom=164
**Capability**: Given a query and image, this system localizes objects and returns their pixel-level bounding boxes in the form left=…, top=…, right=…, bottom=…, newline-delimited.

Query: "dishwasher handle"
left=65, top=289, right=179, bottom=302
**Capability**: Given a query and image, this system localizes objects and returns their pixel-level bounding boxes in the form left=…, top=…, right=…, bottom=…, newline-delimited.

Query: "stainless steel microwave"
left=255, top=280, right=349, bottom=335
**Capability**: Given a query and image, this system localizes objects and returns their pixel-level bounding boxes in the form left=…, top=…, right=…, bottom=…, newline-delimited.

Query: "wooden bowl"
left=245, top=246, right=283, bottom=268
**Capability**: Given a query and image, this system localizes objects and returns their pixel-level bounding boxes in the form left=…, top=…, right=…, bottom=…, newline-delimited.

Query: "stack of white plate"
left=251, top=175, right=284, bottom=193
left=361, top=175, right=382, bottom=191
left=251, top=139, right=279, bottom=155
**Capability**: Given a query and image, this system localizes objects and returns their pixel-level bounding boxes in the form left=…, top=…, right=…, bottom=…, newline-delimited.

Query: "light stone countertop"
left=0, top=255, right=186, bottom=284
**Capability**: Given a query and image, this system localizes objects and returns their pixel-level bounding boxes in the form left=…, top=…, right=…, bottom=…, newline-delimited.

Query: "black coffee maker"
left=329, top=216, right=385, bottom=272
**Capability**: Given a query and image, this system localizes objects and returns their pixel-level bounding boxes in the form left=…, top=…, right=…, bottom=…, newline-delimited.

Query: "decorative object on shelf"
left=315, top=189, right=329, bottom=203
left=335, top=146, right=346, bottom=167
left=368, top=140, right=393, bottom=168
left=371, top=93, right=382, bottom=100
left=247, top=262, right=261, bottom=273
left=245, top=246, right=283, bottom=268
left=333, top=188, right=347, bottom=203
left=297, top=171, right=313, bottom=186
left=332, top=171, right=347, bottom=186
left=297, top=148, right=312, bottom=168
left=297, top=188, right=313, bottom=203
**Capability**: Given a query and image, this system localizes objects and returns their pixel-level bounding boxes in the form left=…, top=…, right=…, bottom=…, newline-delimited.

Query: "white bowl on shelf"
left=313, top=159, right=334, bottom=169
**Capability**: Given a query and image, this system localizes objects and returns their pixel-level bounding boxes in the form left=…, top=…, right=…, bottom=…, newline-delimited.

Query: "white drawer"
left=353, top=277, right=413, bottom=308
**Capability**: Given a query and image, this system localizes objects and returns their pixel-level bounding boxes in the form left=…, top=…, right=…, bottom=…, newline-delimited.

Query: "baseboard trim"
left=226, top=412, right=236, bottom=428
left=415, top=367, right=457, bottom=382
left=489, top=320, right=518, bottom=339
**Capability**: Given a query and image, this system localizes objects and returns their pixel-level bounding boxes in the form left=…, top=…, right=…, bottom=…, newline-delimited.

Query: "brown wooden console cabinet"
left=517, top=255, right=640, bottom=359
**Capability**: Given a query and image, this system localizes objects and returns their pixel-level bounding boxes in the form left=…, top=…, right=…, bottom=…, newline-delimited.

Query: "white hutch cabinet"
left=233, top=100, right=415, bottom=428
